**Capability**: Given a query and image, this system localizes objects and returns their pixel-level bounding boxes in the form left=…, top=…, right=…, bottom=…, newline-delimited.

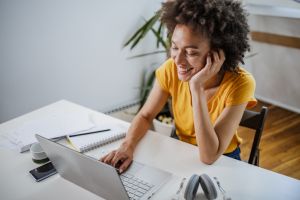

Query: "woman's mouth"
left=178, top=67, right=193, bottom=75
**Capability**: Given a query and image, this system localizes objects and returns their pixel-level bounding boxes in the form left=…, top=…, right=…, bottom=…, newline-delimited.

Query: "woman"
left=101, top=0, right=256, bottom=173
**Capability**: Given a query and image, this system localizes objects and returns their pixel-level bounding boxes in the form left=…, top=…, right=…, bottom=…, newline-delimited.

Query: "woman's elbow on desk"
left=199, top=152, right=219, bottom=165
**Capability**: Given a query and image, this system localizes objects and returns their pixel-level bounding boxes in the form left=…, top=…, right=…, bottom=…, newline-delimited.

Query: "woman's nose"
left=172, top=50, right=186, bottom=66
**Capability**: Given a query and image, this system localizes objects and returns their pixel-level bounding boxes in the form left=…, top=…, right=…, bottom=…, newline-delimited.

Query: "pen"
left=68, top=129, right=111, bottom=137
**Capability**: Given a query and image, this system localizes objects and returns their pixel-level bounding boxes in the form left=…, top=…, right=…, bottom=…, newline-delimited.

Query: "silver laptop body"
left=36, top=134, right=172, bottom=200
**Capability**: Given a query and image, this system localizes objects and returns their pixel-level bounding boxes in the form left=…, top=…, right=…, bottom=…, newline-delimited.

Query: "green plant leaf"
left=245, top=52, right=258, bottom=59
left=156, top=22, right=163, bottom=48
left=123, top=13, right=160, bottom=49
left=151, top=27, right=167, bottom=50
left=126, top=50, right=166, bottom=59
left=123, top=16, right=155, bottom=47
left=139, top=70, right=156, bottom=110
left=123, top=27, right=144, bottom=48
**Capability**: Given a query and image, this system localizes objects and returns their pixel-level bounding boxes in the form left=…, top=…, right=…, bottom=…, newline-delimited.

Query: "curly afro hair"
left=160, top=0, right=250, bottom=72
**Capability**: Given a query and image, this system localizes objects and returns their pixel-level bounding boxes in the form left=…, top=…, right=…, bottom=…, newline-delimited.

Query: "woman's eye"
left=186, top=52, right=198, bottom=56
left=171, top=46, right=178, bottom=50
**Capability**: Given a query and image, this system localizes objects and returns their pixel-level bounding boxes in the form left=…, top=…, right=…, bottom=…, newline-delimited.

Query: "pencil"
left=69, top=129, right=111, bottom=137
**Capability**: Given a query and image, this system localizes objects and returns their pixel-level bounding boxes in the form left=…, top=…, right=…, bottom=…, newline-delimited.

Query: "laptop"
left=36, top=134, right=172, bottom=200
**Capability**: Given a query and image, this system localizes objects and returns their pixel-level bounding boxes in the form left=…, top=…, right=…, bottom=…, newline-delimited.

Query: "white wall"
left=244, top=14, right=300, bottom=113
left=0, top=0, right=165, bottom=123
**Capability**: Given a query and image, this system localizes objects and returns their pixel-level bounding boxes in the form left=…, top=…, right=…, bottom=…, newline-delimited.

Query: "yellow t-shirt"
left=156, top=58, right=257, bottom=153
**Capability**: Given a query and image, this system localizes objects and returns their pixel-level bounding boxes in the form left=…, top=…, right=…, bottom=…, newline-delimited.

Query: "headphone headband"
left=184, top=174, right=217, bottom=200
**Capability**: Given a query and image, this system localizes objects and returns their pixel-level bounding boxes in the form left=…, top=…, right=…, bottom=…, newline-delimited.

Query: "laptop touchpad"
left=125, top=161, right=144, bottom=174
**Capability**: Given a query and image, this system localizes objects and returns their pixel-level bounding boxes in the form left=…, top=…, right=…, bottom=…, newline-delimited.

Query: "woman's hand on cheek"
left=189, top=49, right=225, bottom=89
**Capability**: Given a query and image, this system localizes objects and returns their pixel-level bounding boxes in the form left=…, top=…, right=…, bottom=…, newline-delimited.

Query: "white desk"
left=0, top=100, right=299, bottom=200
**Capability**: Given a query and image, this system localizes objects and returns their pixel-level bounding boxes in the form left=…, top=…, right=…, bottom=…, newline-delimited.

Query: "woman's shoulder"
left=155, top=58, right=178, bottom=92
left=224, top=67, right=255, bottom=86
left=164, top=58, right=174, bottom=65
left=222, top=67, right=257, bottom=108
left=158, top=58, right=175, bottom=70
left=156, top=58, right=177, bottom=78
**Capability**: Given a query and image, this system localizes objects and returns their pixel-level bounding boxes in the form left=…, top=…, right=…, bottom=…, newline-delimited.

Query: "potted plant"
left=123, top=10, right=174, bottom=136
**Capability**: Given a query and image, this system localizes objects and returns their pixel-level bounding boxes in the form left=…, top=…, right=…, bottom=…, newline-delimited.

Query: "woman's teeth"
left=178, top=66, right=192, bottom=74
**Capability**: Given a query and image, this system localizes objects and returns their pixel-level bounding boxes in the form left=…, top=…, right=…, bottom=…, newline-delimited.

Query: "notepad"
left=8, top=112, right=95, bottom=153
left=67, top=127, right=126, bottom=153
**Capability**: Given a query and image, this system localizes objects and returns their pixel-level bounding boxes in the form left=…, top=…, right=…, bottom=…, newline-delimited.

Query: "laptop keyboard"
left=120, top=173, right=154, bottom=200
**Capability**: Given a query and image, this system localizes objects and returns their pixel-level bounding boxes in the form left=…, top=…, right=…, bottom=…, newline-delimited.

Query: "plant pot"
left=153, top=118, right=174, bottom=137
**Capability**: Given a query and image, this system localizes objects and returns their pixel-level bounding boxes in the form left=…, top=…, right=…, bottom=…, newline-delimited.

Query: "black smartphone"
left=29, top=162, right=57, bottom=182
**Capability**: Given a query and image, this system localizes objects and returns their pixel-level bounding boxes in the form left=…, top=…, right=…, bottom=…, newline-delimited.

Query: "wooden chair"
left=170, top=106, right=268, bottom=166
left=239, top=106, right=268, bottom=166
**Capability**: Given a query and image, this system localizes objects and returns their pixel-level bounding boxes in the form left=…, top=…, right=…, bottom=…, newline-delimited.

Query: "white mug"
left=30, top=142, right=49, bottom=163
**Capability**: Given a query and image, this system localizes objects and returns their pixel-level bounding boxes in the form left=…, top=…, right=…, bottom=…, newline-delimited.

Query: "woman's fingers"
left=99, top=152, right=109, bottom=162
left=218, top=49, right=225, bottom=62
left=112, top=152, right=128, bottom=167
left=211, top=50, right=225, bottom=73
left=205, top=53, right=212, bottom=68
left=101, top=151, right=116, bottom=164
left=212, top=51, right=220, bottom=64
left=119, top=158, right=133, bottom=173
left=99, top=143, right=134, bottom=173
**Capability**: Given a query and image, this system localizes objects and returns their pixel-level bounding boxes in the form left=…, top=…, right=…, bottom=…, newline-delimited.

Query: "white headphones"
left=184, top=174, right=218, bottom=200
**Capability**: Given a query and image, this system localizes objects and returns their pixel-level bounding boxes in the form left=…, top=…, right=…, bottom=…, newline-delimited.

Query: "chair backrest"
left=239, top=106, right=268, bottom=166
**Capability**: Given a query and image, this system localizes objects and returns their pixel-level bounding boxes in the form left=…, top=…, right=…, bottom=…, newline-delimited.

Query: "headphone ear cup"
left=199, top=174, right=218, bottom=200
left=184, top=174, right=200, bottom=200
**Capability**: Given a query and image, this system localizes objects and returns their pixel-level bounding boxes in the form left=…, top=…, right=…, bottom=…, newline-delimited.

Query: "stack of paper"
left=4, top=112, right=96, bottom=152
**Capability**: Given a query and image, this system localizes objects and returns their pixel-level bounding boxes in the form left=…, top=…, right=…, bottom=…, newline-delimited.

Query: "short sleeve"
left=225, top=73, right=257, bottom=108
left=155, top=58, right=174, bottom=93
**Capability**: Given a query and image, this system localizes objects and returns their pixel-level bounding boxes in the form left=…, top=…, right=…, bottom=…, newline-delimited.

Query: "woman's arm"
left=189, top=50, right=246, bottom=164
left=100, top=80, right=169, bottom=172
left=122, top=80, right=169, bottom=150
left=191, top=87, right=246, bottom=164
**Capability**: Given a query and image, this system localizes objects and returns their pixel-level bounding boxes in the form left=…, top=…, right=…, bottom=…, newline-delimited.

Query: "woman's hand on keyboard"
left=99, top=142, right=134, bottom=173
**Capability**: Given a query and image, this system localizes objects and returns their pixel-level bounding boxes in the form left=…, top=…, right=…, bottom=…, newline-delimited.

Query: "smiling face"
left=171, top=24, right=211, bottom=82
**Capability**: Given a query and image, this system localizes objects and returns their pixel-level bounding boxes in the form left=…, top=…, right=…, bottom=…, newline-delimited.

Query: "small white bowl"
left=30, top=142, right=49, bottom=163
left=153, top=118, right=174, bottom=137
